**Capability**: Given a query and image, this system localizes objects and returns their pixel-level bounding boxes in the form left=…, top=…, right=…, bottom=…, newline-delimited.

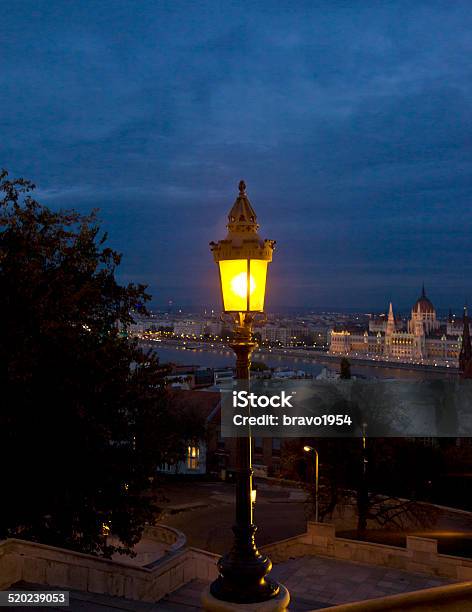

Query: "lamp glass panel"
left=219, top=259, right=248, bottom=312
left=218, top=258, right=268, bottom=312
left=248, top=259, right=268, bottom=311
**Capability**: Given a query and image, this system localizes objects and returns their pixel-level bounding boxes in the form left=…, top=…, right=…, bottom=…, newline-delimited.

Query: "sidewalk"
left=159, top=555, right=451, bottom=610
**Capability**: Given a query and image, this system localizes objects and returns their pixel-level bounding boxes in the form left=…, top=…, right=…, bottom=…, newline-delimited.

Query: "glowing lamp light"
left=231, top=271, right=255, bottom=298
left=211, top=181, right=274, bottom=314
left=219, top=258, right=268, bottom=312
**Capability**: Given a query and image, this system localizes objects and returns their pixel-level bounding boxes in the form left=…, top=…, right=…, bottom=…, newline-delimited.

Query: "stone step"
left=159, top=579, right=209, bottom=610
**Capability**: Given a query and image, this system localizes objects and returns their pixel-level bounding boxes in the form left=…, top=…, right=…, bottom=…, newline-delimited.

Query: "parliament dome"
left=413, top=286, right=435, bottom=313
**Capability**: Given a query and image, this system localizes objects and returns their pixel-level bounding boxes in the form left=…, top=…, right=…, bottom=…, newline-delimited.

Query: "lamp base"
left=201, top=584, right=290, bottom=612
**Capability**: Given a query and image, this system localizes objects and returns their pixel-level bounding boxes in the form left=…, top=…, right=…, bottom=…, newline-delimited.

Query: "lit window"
left=187, top=445, right=200, bottom=470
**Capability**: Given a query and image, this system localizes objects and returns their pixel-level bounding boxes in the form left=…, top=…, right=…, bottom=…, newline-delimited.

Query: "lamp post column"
left=232, top=330, right=256, bottom=539
left=208, top=315, right=282, bottom=605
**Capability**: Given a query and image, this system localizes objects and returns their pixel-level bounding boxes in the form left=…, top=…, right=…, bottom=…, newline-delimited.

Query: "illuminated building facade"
left=330, top=287, right=462, bottom=365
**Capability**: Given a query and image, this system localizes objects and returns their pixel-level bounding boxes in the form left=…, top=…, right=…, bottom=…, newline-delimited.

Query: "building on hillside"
left=329, top=286, right=462, bottom=365
left=128, top=316, right=159, bottom=336
left=204, top=319, right=222, bottom=336
left=157, top=390, right=221, bottom=476
left=255, top=324, right=315, bottom=346
left=257, top=324, right=288, bottom=345
left=157, top=389, right=291, bottom=479
left=173, top=320, right=206, bottom=337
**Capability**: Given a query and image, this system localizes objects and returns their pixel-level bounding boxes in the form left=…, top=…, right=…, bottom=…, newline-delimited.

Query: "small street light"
left=205, top=181, right=288, bottom=608
left=356, top=422, right=370, bottom=537
left=362, top=422, right=368, bottom=477
left=303, top=446, right=319, bottom=523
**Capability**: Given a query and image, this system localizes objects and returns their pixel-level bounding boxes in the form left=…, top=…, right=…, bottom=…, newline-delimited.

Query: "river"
left=149, top=343, right=456, bottom=380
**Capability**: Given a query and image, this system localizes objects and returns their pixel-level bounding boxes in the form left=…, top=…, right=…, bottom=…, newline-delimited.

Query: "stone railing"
left=144, top=523, right=187, bottom=556
left=320, top=581, right=472, bottom=611
left=0, top=537, right=218, bottom=603
left=261, top=522, right=472, bottom=582
left=4, top=522, right=472, bottom=608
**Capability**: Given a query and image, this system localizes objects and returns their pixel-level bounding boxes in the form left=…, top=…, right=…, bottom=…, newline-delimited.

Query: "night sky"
left=2, top=1, right=472, bottom=312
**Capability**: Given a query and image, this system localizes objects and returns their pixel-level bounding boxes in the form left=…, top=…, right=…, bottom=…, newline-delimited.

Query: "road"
left=154, top=479, right=472, bottom=558
left=154, top=479, right=306, bottom=554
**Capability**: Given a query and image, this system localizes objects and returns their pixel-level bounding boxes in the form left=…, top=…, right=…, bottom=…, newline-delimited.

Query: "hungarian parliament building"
left=329, top=287, right=468, bottom=366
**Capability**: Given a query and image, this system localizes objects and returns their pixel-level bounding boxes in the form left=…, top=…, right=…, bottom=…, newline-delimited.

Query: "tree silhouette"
left=0, top=170, right=200, bottom=556
left=340, top=357, right=351, bottom=379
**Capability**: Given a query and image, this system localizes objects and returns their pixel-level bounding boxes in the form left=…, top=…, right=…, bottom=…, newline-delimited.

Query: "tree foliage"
left=0, top=170, right=200, bottom=556
left=284, top=437, right=441, bottom=535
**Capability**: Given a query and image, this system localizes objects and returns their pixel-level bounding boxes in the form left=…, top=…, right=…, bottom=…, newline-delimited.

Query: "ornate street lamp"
left=211, top=181, right=273, bottom=317
left=205, top=181, right=289, bottom=609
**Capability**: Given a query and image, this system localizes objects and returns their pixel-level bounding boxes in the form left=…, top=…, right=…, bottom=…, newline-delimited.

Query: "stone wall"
left=4, top=522, right=472, bottom=607
left=0, top=538, right=218, bottom=603
left=144, top=524, right=187, bottom=555
left=261, top=522, right=472, bottom=582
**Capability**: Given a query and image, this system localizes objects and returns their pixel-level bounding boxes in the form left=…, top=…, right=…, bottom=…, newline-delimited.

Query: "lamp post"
left=357, top=422, right=369, bottom=537
left=204, top=181, right=288, bottom=609
left=303, top=446, right=319, bottom=523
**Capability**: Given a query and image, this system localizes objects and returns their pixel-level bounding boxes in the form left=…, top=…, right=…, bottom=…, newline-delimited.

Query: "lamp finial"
left=238, top=180, right=246, bottom=195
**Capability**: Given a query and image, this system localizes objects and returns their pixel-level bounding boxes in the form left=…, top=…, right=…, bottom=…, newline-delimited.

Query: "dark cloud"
left=2, top=1, right=472, bottom=310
